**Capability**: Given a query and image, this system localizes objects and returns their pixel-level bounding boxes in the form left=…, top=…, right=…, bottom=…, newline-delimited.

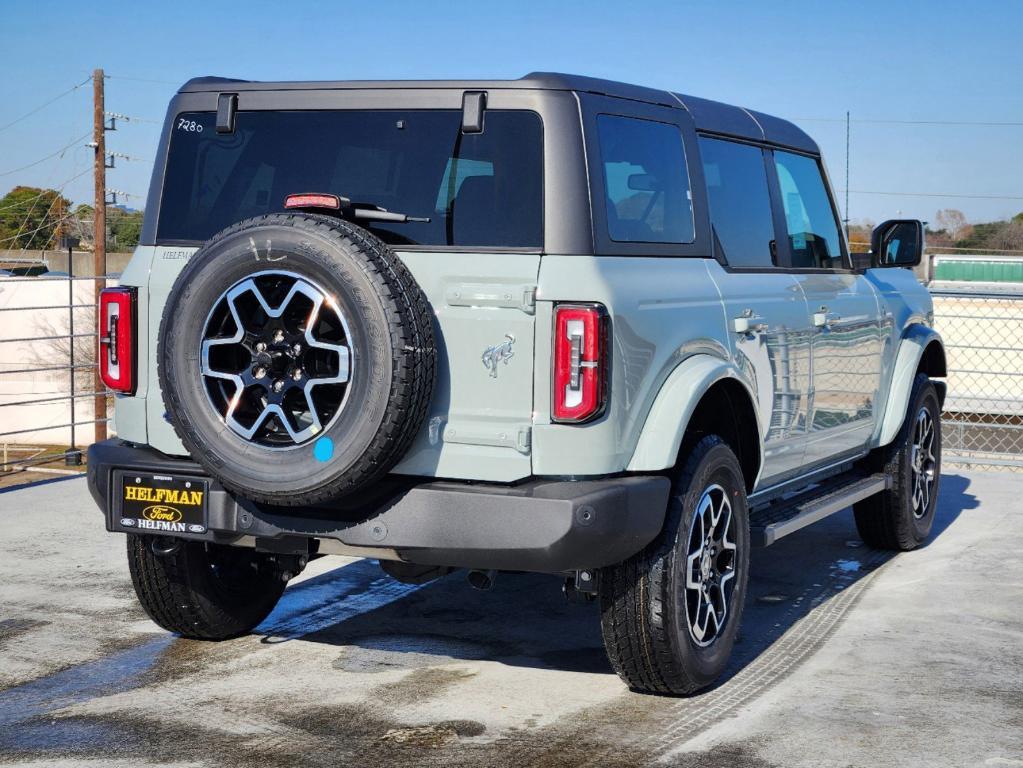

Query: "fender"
left=626, top=354, right=764, bottom=480
left=876, top=324, right=946, bottom=447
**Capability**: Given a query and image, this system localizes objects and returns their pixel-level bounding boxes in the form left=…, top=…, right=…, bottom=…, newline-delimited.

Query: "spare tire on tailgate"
left=158, top=213, right=435, bottom=506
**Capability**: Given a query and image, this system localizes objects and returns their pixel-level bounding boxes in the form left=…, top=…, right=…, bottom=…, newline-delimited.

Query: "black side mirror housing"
left=870, top=219, right=924, bottom=268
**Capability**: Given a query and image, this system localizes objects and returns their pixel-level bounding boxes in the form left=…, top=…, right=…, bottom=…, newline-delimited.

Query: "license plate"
left=118, top=473, right=208, bottom=535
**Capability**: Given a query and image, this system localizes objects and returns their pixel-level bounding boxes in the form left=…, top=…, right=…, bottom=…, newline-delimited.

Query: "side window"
left=773, top=151, right=845, bottom=269
left=698, top=136, right=776, bottom=268
left=596, top=114, right=694, bottom=244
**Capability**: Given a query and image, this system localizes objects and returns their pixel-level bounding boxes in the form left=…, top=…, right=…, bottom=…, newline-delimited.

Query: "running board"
left=749, top=473, right=890, bottom=547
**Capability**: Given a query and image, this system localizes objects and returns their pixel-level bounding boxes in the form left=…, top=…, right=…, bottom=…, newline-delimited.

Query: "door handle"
left=733, top=315, right=769, bottom=334
left=814, top=311, right=841, bottom=329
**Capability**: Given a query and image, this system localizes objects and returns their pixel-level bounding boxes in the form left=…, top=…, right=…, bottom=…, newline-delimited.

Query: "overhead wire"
left=0, top=76, right=91, bottom=135
left=796, top=117, right=1023, bottom=127
left=844, top=190, right=1023, bottom=201
left=0, top=167, right=90, bottom=248
left=0, top=132, right=91, bottom=178
left=105, top=74, right=180, bottom=86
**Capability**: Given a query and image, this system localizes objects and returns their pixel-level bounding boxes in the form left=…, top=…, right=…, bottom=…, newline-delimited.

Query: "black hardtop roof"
left=178, top=71, right=817, bottom=153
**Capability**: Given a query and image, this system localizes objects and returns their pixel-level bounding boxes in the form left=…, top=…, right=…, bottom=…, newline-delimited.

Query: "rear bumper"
left=87, top=440, right=670, bottom=572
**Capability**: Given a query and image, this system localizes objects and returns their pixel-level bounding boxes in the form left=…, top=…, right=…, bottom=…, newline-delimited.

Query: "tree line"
left=848, top=209, right=1023, bottom=254
left=5, top=183, right=1022, bottom=257
left=0, top=185, right=143, bottom=252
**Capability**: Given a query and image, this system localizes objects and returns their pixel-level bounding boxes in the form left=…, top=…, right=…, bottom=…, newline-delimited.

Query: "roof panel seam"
left=739, top=107, right=766, bottom=141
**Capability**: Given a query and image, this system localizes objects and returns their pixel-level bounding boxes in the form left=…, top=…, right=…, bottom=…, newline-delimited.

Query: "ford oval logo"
left=142, top=505, right=183, bottom=523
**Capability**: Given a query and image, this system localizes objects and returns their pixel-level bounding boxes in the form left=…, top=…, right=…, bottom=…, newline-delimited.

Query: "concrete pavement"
left=0, top=470, right=1020, bottom=767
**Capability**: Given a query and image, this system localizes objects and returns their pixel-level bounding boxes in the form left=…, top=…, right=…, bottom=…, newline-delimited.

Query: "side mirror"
left=627, top=173, right=660, bottom=192
left=870, top=219, right=923, bottom=268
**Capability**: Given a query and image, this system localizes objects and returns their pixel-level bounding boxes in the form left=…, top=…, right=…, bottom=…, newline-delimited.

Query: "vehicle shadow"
left=262, top=472, right=978, bottom=685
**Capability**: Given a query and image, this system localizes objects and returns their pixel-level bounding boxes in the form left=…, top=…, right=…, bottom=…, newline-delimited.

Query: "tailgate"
left=390, top=251, right=539, bottom=482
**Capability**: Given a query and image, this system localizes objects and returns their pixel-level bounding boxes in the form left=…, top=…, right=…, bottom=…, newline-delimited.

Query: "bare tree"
left=29, top=309, right=97, bottom=394
left=935, top=209, right=972, bottom=242
left=991, top=220, right=1023, bottom=252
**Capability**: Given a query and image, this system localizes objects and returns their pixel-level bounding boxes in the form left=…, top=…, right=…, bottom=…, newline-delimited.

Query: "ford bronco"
left=87, top=73, right=946, bottom=695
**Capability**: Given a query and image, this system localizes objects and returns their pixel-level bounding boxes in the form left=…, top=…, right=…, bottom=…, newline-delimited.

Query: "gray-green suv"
left=88, top=73, right=946, bottom=695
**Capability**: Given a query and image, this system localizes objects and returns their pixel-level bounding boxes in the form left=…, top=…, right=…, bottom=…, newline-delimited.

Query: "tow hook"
left=149, top=536, right=181, bottom=557
left=563, top=569, right=598, bottom=602
left=272, top=554, right=308, bottom=583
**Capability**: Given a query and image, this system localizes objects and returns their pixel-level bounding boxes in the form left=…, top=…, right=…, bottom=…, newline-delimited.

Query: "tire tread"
left=157, top=213, right=436, bottom=506
left=600, top=435, right=743, bottom=695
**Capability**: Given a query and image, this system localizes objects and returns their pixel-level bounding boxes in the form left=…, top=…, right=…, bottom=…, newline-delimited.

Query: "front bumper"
left=87, top=440, right=670, bottom=572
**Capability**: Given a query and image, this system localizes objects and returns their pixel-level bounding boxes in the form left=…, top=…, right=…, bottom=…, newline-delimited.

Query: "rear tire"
left=599, top=436, right=750, bottom=695
left=127, top=535, right=286, bottom=639
left=159, top=213, right=436, bottom=506
left=853, top=374, right=941, bottom=551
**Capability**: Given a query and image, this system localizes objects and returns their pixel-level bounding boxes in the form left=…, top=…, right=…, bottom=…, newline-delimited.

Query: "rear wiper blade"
left=346, top=200, right=430, bottom=224
left=283, top=193, right=431, bottom=223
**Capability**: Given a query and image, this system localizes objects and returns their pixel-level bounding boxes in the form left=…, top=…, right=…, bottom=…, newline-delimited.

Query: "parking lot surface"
left=0, top=471, right=1020, bottom=767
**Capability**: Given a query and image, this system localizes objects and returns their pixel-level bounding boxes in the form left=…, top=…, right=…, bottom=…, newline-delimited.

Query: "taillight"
left=552, top=303, right=608, bottom=423
left=99, top=287, right=136, bottom=394
left=284, top=192, right=342, bottom=210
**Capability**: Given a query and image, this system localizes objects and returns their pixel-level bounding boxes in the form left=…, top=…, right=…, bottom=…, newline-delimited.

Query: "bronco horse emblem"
left=482, top=334, right=515, bottom=378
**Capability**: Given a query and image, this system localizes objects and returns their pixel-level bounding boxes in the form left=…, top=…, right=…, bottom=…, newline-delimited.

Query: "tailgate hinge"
left=442, top=423, right=532, bottom=454
left=446, top=282, right=537, bottom=315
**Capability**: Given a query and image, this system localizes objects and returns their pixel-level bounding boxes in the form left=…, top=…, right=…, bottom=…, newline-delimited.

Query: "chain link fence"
left=931, top=287, right=1023, bottom=471
left=2, top=255, right=1021, bottom=476
left=0, top=255, right=113, bottom=478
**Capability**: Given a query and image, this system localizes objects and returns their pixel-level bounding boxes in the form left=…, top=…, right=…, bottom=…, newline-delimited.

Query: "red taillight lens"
left=99, top=287, right=136, bottom=394
left=552, top=303, right=608, bottom=423
left=284, top=193, right=342, bottom=210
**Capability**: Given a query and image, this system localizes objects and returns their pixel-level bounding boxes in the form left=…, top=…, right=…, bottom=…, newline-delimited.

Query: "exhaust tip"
left=466, top=569, right=496, bottom=591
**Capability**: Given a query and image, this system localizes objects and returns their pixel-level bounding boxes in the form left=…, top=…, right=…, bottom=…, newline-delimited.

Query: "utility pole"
left=844, top=110, right=850, bottom=242
left=92, top=68, right=107, bottom=443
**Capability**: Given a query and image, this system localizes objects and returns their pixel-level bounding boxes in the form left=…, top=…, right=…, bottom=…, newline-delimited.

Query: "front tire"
left=600, top=435, right=750, bottom=695
left=127, top=535, right=286, bottom=639
left=854, top=373, right=942, bottom=551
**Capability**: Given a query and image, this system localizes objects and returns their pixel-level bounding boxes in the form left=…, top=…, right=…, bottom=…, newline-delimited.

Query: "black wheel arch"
left=676, top=379, right=761, bottom=494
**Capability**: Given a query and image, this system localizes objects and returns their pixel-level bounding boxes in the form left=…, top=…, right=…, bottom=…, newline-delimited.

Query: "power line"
left=844, top=189, right=1023, bottom=201
left=106, top=74, right=180, bottom=86
left=0, top=168, right=91, bottom=244
left=0, top=132, right=91, bottom=178
left=796, top=116, right=1023, bottom=127
left=0, top=185, right=65, bottom=214
left=0, top=190, right=68, bottom=248
left=0, top=76, right=91, bottom=135
left=106, top=151, right=145, bottom=163
left=105, top=111, right=161, bottom=125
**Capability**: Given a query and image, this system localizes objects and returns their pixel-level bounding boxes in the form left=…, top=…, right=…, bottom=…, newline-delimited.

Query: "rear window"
left=157, top=110, right=543, bottom=249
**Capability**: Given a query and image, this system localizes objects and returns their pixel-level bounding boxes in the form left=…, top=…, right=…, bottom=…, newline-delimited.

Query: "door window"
left=596, top=115, right=695, bottom=243
left=698, top=137, right=776, bottom=268
left=773, top=151, right=845, bottom=269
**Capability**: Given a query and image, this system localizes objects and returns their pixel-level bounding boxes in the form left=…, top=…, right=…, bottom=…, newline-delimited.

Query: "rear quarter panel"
left=531, top=256, right=729, bottom=475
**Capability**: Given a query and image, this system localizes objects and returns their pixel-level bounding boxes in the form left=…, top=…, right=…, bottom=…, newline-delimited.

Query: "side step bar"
left=749, top=473, right=890, bottom=547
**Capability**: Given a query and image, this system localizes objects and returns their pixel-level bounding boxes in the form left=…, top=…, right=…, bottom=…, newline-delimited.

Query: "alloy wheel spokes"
left=684, top=483, right=738, bottom=647
left=199, top=271, right=353, bottom=448
left=911, top=407, right=936, bottom=518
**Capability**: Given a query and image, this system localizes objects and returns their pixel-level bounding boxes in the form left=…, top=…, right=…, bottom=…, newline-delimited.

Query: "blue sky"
left=2, top=0, right=1021, bottom=225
